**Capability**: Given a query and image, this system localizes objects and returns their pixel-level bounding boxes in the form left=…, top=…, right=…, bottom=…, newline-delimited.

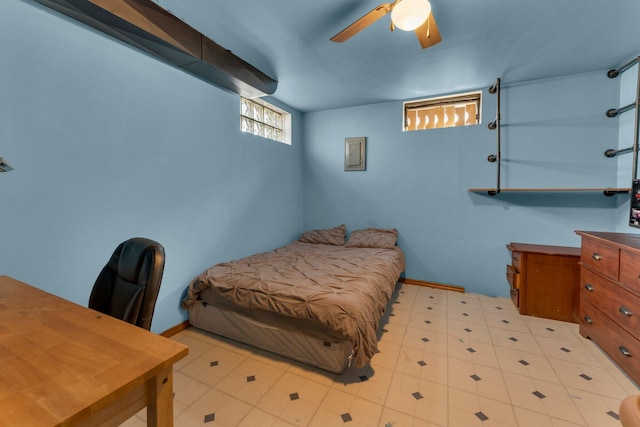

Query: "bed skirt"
left=188, top=300, right=354, bottom=373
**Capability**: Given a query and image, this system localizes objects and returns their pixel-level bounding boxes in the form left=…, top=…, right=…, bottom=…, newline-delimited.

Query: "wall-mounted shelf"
left=474, top=72, right=637, bottom=199
left=468, top=188, right=630, bottom=197
left=603, top=56, right=640, bottom=164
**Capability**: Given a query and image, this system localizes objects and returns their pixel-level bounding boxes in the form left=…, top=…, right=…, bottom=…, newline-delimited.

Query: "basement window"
left=240, top=97, right=291, bottom=145
left=403, top=91, right=482, bottom=131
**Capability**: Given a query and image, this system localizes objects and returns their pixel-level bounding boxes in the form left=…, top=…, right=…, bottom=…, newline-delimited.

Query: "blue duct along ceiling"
left=32, top=0, right=277, bottom=98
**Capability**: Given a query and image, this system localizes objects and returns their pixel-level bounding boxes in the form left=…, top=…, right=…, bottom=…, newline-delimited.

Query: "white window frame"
left=240, top=97, right=291, bottom=145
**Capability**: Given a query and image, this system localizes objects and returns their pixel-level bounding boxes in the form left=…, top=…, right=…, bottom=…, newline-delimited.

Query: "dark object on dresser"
left=506, top=242, right=581, bottom=323
left=89, top=237, right=165, bottom=330
left=576, top=231, right=640, bottom=386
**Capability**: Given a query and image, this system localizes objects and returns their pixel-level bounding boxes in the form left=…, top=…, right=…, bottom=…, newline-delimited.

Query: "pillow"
left=299, top=224, right=346, bottom=246
left=345, top=228, right=397, bottom=249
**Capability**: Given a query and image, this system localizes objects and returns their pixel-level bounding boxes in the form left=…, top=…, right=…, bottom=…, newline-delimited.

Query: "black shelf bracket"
left=487, top=78, right=501, bottom=195
left=605, top=56, right=640, bottom=183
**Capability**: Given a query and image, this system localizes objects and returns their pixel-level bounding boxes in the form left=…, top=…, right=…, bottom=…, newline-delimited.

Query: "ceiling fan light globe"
left=391, top=0, right=431, bottom=31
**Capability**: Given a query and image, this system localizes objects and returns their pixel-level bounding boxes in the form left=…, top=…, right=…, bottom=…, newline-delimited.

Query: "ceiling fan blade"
left=415, top=12, right=442, bottom=49
left=331, top=3, right=392, bottom=43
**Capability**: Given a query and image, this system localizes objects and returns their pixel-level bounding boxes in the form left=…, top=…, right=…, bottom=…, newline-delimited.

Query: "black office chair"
left=89, top=237, right=165, bottom=330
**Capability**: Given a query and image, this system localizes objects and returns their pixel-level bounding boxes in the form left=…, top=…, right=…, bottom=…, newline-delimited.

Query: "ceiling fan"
left=330, top=0, right=441, bottom=49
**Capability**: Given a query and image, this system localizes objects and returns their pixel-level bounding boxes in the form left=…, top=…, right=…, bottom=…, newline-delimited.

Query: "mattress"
left=182, top=240, right=405, bottom=368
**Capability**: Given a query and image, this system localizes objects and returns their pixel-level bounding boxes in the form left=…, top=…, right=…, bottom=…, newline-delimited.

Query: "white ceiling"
left=154, top=0, right=640, bottom=112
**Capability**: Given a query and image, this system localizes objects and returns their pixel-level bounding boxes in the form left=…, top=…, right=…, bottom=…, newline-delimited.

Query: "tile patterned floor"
left=121, top=283, right=639, bottom=426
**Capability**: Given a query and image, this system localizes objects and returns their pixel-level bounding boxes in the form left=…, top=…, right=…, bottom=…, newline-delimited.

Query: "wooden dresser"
left=576, top=231, right=640, bottom=385
left=506, top=242, right=581, bottom=322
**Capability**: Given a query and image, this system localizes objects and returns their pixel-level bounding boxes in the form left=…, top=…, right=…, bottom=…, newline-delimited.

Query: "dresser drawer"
left=506, top=264, right=520, bottom=289
left=511, top=251, right=522, bottom=272
left=580, top=266, right=611, bottom=306
left=581, top=237, right=619, bottom=280
left=580, top=298, right=640, bottom=384
left=620, top=249, right=640, bottom=293
left=581, top=267, right=640, bottom=337
left=510, top=288, right=520, bottom=309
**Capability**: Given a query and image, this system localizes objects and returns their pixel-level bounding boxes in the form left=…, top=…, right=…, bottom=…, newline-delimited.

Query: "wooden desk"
left=506, top=243, right=581, bottom=322
left=0, top=275, right=188, bottom=426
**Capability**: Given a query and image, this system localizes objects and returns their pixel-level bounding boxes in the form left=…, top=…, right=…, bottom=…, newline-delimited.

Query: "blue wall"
left=302, top=71, right=627, bottom=297
left=0, top=0, right=303, bottom=333
left=3, top=1, right=638, bottom=331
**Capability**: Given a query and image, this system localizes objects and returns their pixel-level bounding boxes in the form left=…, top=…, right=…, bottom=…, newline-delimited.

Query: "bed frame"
left=188, top=299, right=354, bottom=373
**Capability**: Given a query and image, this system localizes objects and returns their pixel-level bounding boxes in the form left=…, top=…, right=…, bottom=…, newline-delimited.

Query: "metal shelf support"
left=487, top=78, right=501, bottom=195
left=605, top=56, right=640, bottom=182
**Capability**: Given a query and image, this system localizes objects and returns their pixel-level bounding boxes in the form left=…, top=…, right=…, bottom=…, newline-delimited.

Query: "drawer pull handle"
left=620, top=306, right=633, bottom=317
left=619, top=346, right=632, bottom=357
left=592, top=253, right=603, bottom=261
left=583, top=315, right=593, bottom=324
left=584, top=283, right=595, bottom=292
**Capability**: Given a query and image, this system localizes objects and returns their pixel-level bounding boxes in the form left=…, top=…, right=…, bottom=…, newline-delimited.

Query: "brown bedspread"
left=182, top=241, right=405, bottom=367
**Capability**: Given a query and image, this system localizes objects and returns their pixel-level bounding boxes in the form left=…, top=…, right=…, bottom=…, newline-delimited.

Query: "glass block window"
left=403, top=91, right=481, bottom=131
left=240, top=97, right=290, bottom=144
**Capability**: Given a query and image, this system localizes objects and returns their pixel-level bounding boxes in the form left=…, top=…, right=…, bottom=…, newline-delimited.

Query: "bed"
left=182, top=225, right=405, bottom=373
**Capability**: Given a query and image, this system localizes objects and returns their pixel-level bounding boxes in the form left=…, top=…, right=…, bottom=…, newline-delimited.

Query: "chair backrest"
left=88, top=237, right=165, bottom=330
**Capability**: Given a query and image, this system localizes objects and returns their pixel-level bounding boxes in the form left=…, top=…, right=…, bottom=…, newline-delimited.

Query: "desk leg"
left=147, top=366, right=174, bottom=427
